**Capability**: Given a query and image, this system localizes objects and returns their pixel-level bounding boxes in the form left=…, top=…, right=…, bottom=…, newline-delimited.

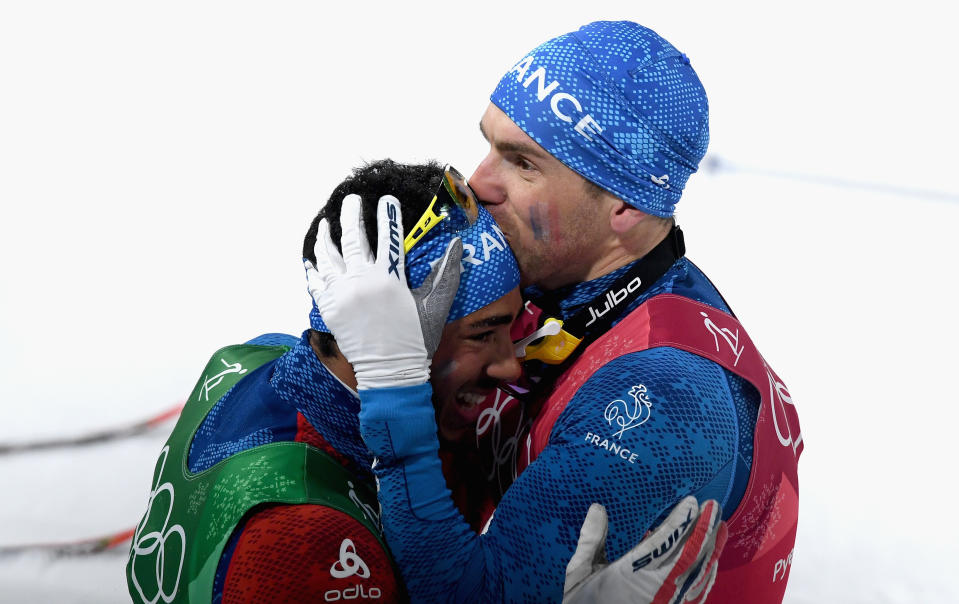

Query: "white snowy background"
left=1, top=2, right=957, bottom=602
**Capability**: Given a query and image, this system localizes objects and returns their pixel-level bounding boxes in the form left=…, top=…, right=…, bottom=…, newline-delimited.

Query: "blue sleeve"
left=359, top=348, right=742, bottom=603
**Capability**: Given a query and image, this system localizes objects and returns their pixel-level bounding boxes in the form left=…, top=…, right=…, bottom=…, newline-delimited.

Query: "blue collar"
left=271, top=332, right=372, bottom=473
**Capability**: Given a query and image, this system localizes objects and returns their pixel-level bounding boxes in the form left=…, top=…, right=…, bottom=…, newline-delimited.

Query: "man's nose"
left=486, top=339, right=522, bottom=383
left=469, top=155, right=504, bottom=206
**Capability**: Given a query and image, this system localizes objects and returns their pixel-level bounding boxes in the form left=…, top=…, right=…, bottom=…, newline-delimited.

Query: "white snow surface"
left=2, top=2, right=957, bottom=602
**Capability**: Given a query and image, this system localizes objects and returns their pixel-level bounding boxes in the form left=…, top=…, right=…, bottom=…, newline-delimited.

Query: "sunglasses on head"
left=403, top=165, right=480, bottom=253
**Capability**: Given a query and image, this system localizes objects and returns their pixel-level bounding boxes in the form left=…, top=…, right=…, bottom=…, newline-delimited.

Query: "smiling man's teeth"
left=457, top=392, right=485, bottom=407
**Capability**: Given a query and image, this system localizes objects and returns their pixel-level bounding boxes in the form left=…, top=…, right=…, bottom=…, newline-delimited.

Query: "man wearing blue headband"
left=313, top=21, right=802, bottom=604
left=128, top=159, right=722, bottom=603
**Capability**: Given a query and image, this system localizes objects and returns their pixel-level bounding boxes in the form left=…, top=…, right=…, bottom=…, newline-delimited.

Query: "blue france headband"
left=490, top=21, right=710, bottom=217
left=310, top=203, right=520, bottom=332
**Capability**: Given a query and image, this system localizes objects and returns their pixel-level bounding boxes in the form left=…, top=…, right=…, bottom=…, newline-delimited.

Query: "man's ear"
left=609, top=200, right=647, bottom=234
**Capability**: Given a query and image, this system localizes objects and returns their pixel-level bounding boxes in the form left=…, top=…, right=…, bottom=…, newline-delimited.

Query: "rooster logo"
left=604, top=385, right=653, bottom=439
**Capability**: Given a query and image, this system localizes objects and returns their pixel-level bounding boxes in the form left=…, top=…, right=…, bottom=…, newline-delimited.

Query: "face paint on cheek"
left=529, top=201, right=550, bottom=241
left=548, top=202, right=562, bottom=245
left=433, top=359, right=458, bottom=380
left=528, top=201, right=564, bottom=243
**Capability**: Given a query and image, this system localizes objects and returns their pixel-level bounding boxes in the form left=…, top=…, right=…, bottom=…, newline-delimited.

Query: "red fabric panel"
left=294, top=412, right=354, bottom=469
left=222, top=504, right=400, bottom=603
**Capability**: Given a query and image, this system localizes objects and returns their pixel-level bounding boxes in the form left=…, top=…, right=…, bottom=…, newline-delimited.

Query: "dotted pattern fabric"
left=187, top=333, right=395, bottom=602
left=490, top=21, right=710, bottom=217
left=221, top=504, right=400, bottom=604
left=311, top=204, right=520, bottom=332
left=490, top=349, right=739, bottom=596
left=360, top=256, right=759, bottom=603
left=407, top=205, right=520, bottom=322
left=188, top=361, right=297, bottom=474
left=188, top=333, right=371, bottom=476
left=528, top=257, right=758, bottom=506
left=269, top=335, right=373, bottom=475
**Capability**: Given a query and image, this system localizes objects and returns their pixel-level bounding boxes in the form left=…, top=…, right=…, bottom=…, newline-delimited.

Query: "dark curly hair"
left=304, top=159, right=445, bottom=356
left=303, top=159, right=444, bottom=263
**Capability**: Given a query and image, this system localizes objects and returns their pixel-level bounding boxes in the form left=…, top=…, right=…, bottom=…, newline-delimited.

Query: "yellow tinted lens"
left=402, top=165, right=479, bottom=254
left=443, top=166, right=479, bottom=224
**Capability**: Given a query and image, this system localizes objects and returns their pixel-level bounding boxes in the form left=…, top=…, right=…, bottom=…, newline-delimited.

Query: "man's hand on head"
left=304, top=194, right=461, bottom=391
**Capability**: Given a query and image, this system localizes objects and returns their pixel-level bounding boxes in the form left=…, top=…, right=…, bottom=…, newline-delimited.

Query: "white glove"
left=304, top=194, right=462, bottom=390
left=563, top=497, right=728, bottom=604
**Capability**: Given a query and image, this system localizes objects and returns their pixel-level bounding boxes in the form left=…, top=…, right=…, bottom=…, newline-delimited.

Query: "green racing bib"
left=125, top=343, right=385, bottom=603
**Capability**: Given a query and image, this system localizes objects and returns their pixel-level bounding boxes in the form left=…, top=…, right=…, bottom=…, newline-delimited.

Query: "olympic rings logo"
left=130, top=446, right=187, bottom=604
